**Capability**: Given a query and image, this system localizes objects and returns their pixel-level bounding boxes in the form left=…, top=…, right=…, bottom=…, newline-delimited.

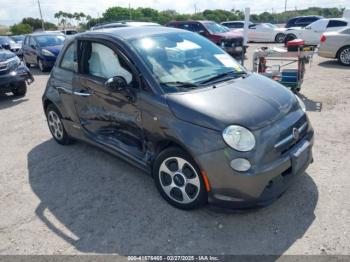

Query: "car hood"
left=10, top=42, right=21, bottom=49
left=42, top=45, right=62, bottom=56
left=0, top=50, right=16, bottom=62
left=214, top=30, right=243, bottom=39
left=166, top=74, right=298, bottom=131
left=274, top=27, right=287, bottom=32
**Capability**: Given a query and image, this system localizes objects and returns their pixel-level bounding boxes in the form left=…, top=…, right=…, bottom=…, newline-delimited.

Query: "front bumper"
left=0, top=64, right=34, bottom=88
left=196, top=113, right=314, bottom=209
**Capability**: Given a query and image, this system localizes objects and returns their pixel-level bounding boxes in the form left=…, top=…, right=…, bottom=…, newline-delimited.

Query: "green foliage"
left=21, top=17, right=57, bottom=30
left=10, top=23, right=32, bottom=34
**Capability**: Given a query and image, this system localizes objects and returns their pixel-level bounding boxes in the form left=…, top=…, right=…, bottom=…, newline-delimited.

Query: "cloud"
left=0, top=0, right=349, bottom=25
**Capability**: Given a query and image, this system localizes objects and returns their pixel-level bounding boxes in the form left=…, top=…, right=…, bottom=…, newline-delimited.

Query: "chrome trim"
left=274, top=122, right=308, bottom=149
left=73, top=91, right=91, bottom=97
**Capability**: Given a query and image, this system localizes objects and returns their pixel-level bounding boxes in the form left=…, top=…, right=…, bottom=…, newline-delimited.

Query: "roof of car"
left=84, top=26, right=185, bottom=40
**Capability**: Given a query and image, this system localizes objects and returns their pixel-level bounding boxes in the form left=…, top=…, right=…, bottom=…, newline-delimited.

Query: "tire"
left=275, top=33, right=286, bottom=43
left=337, top=46, right=350, bottom=66
left=284, top=34, right=297, bottom=45
left=12, top=82, right=27, bottom=97
left=45, top=104, right=75, bottom=145
left=38, top=59, right=47, bottom=72
left=153, top=147, right=208, bottom=210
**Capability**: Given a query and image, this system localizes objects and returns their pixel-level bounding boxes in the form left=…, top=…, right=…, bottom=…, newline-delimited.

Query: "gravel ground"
left=0, top=43, right=349, bottom=256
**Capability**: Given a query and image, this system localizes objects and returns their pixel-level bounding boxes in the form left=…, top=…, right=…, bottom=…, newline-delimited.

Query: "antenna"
left=37, top=0, right=45, bottom=31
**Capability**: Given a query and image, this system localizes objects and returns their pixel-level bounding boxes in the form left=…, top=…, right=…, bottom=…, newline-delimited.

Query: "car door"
left=248, top=24, right=259, bottom=41
left=27, top=36, right=38, bottom=64
left=73, top=39, right=145, bottom=158
left=303, top=20, right=328, bottom=45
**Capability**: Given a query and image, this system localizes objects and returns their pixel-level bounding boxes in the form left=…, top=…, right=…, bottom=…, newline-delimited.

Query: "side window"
left=178, top=23, right=190, bottom=30
left=29, top=37, right=36, bottom=47
left=249, top=24, right=257, bottom=29
left=327, top=20, right=347, bottom=28
left=189, top=23, right=203, bottom=32
left=60, top=43, right=77, bottom=71
left=81, top=42, right=134, bottom=87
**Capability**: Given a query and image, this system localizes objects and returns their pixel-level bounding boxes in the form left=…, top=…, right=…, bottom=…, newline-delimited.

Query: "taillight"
left=320, top=34, right=327, bottom=43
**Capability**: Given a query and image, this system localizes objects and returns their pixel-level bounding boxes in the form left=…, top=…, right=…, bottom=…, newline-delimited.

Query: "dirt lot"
left=0, top=43, right=349, bottom=256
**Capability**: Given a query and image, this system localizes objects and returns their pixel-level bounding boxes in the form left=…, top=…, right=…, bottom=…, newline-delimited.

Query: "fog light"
left=10, top=71, right=17, bottom=76
left=230, top=158, right=251, bottom=172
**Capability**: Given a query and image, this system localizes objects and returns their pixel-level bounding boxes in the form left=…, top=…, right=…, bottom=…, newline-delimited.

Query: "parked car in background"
left=22, top=33, right=66, bottom=72
left=167, top=20, right=244, bottom=58
left=318, top=27, right=350, bottom=66
left=42, top=26, right=313, bottom=210
left=221, top=20, right=253, bottom=29
left=285, top=18, right=349, bottom=45
left=61, top=29, right=78, bottom=35
left=285, top=15, right=323, bottom=28
left=234, top=23, right=287, bottom=43
left=0, top=48, right=33, bottom=97
left=11, top=35, right=25, bottom=44
left=0, top=36, right=22, bottom=55
left=91, top=21, right=161, bottom=30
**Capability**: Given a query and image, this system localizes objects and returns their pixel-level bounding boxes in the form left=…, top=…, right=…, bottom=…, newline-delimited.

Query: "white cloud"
left=0, top=0, right=349, bottom=25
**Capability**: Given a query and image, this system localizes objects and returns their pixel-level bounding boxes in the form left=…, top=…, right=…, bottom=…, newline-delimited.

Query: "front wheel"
left=46, top=104, right=74, bottom=145
left=12, top=82, right=27, bottom=97
left=284, top=34, right=297, bottom=45
left=153, top=147, right=208, bottom=210
left=337, top=46, right=350, bottom=66
left=275, top=33, right=286, bottom=43
left=38, top=59, right=47, bottom=72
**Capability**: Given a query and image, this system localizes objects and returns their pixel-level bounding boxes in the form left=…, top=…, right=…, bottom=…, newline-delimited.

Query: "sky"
left=0, top=0, right=349, bottom=25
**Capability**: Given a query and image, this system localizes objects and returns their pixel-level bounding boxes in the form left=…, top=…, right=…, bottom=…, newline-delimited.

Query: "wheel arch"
left=336, top=45, right=350, bottom=60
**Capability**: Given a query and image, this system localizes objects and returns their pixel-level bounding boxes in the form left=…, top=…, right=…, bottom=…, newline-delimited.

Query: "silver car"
left=318, top=27, right=350, bottom=66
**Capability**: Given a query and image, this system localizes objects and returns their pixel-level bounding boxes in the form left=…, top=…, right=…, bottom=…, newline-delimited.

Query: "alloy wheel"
left=47, top=110, right=64, bottom=140
left=159, top=157, right=201, bottom=204
left=339, top=48, right=350, bottom=65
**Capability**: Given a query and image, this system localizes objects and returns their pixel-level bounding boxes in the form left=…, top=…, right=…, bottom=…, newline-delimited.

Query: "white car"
left=285, top=18, right=349, bottom=45
left=234, top=23, right=287, bottom=43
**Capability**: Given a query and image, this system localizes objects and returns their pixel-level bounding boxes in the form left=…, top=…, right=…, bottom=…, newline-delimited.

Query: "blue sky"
left=0, top=0, right=349, bottom=25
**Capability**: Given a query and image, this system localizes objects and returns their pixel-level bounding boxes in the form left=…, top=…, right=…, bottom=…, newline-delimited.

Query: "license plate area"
left=291, top=140, right=310, bottom=175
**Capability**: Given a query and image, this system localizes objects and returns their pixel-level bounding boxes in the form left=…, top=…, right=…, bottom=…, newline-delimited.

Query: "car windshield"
left=35, top=35, right=65, bottom=47
left=131, top=32, right=246, bottom=93
left=204, top=22, right=230, bottom=34
left=0, top=36, right=16, bottom=45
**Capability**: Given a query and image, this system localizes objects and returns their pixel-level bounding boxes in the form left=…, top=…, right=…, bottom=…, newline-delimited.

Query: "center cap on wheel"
left=173, top=173, right=185, bottom=187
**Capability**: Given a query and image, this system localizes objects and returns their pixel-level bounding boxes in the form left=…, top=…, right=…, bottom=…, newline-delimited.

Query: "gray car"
left=42, top=26, right=314, bottom=210
left=318, top=27, right=350, bottom=66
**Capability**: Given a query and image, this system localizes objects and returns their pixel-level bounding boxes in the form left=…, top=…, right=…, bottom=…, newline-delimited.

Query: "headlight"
left=7, top=56, right=20, bottom=69
left=222, top=125, right=256, bottom=151
left=295, top=95, right=306, bottom=112
left=41, top=49, right=55, bottom=57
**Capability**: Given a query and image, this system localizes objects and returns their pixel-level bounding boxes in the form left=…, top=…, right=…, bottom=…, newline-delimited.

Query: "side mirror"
left=305, top=26, right=311, bottom=30
left=30, top=44, right=37, bottom=49
left=104, top=76, right=128, bottom=92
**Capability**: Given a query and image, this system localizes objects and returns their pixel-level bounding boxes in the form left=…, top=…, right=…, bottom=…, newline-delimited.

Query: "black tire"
left=153, top=147, right=208, bottom=210
left=38, top=59, right=47, bottom=72
left=337, top=46, right=350, bottom=66
left=12, top=82, right=27, bottom=97
left=275, top=33, right=286, bottom=43
left=284, top=34, right=297, bottom=45
left=45, top=104, right=75, bottom=145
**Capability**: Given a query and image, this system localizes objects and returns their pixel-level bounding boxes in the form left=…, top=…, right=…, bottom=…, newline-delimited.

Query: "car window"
left=60, top=42, right=77, bottom=71
left=204, top=22, right=230, bottom=33
left=327, top=20, right=348, bottom=28
left=222, top=22, right=243, bottom=29
left=82, top=42, right=133, bottom=85
left=29, top=37, right=36, bottom=47
left=189, top=23, right=204, bottom=32
left=35, top=35, right=65, bottom=47
left=249, top=24, right=257, bottom=29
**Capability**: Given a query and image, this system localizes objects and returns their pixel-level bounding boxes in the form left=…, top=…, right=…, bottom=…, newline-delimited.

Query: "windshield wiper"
left=160, top=81, right=200, bottom=88
left=200, top=71, right=247, bottom=85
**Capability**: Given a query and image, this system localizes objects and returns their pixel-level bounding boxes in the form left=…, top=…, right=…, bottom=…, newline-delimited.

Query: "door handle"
left=73, top=91, right=91, bottom=97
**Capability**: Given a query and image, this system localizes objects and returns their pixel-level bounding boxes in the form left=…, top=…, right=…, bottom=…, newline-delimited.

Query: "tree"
left=10, top=23, right=32, bottom=34
left=22, top=17, right=57, bottom=31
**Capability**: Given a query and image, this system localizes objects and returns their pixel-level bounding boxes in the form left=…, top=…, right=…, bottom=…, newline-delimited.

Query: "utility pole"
left=284, top=0, right=288, bottom=12
left=129, top=3, right=132, bottom=21
left=194, top=4, right=197, bottom=14
left=37, top=0, right=45, bottom=31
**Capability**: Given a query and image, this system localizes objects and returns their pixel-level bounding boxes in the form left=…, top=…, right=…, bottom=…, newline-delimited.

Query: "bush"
left=10, top=23, right=32, bottom=34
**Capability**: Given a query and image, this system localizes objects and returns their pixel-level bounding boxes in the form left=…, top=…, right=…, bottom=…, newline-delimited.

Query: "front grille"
left=275, top=114, right=308, bottom=154
left=219, top=37, right=243, bottom=48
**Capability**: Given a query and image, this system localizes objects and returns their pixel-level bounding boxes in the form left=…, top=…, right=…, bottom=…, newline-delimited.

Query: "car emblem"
left=292, top=128, right=300, bottom=140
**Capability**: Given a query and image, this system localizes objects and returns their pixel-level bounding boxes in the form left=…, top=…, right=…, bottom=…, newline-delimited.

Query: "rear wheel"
left=153, top=147, right=207, bottom=210
left=275, top=33, right=286, bottom=43
left=284, top=34, right=297, bottom=45
left=337, top=46, right=350, bottom=66
left=46, top=104, right=74, bottom=145
left=12, top=82, right=27, bottom=97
